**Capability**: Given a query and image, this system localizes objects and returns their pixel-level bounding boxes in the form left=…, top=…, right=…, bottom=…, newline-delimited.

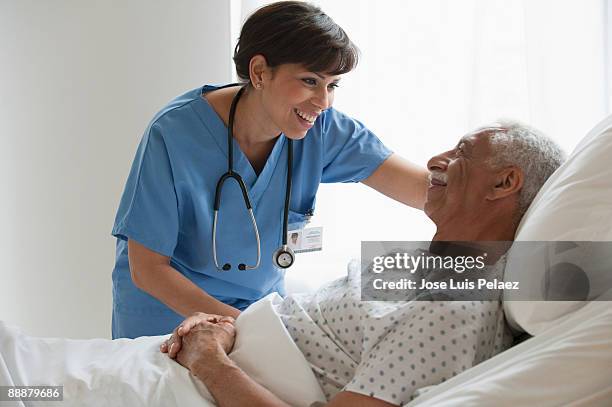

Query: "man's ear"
left=487, top=166, right=524, bottom=201
left=248, top=54, right=269, bottom=88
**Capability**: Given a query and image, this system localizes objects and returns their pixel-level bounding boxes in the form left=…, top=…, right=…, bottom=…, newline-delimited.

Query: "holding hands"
left=160, top=312, right=236, bottom=372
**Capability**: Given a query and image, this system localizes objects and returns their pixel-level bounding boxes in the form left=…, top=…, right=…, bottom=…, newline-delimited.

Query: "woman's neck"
left=232, top=87, right=281, bottom=149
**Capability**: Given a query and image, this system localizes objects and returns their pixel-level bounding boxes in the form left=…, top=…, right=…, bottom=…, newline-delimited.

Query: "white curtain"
left=237, top=0, right=609, bottom=288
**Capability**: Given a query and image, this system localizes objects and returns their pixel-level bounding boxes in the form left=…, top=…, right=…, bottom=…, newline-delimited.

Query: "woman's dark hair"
left=233, top=1, right=359, bottom=82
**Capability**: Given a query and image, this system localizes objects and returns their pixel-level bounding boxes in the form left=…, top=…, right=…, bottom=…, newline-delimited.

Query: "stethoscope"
left=212, top=85, right=295, bottom=271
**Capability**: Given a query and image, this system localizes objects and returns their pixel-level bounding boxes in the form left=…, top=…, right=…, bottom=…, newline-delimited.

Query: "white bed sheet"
left=0, top=293, right=326, bottom=407
left=406, top=300, right=612, bottom=406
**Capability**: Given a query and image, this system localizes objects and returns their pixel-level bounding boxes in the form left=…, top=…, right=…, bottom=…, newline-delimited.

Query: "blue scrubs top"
left=111, top=84, right=392, bottom=338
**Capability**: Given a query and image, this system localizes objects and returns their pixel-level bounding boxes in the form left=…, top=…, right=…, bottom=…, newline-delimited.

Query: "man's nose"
left=427, top=153, right=449, bottom=172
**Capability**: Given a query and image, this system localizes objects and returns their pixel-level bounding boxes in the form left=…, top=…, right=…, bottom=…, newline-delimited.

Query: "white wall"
left=0, top=0, right=233, bottom=338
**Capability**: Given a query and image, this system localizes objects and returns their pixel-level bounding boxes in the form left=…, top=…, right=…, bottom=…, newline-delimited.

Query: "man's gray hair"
left=485, top=119, right=566, bottom=218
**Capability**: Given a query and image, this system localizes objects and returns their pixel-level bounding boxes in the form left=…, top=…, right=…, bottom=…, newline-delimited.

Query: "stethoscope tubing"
left=211, top=84, right=292, bottom=271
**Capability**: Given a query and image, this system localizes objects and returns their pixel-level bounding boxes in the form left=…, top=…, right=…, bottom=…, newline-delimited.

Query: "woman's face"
left=259, top=63, right=341, bottom=139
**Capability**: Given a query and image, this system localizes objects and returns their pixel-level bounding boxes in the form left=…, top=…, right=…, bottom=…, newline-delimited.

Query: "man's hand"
left=160, top=312, right=236, bottom=358
left=174, top=320, right=237, bottom=373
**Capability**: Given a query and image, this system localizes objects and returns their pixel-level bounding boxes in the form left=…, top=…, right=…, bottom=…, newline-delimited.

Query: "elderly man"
left=161, top=121, right=565, bottom=406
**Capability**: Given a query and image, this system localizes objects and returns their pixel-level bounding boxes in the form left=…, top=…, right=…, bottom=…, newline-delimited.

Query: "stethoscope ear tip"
left=223, top=264, right=231, bottom=271
left=238, top=264, right=246, bottom=271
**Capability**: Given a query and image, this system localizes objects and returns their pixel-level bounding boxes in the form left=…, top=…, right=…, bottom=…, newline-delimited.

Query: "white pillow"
left=504, top=114, right=612, bottom=335
left=230, top=293, right=326, bottom=406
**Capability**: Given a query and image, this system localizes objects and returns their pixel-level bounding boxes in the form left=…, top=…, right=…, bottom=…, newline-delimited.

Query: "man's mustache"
left=429, top=171, right=448, bottom=185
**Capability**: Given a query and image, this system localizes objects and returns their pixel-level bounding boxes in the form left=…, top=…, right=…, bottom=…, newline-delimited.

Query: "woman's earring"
left=255, top=82, right=262, bottom=89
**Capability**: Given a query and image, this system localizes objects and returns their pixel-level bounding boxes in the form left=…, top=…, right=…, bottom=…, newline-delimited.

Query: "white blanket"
left=0, top=294, right=326, bottom=407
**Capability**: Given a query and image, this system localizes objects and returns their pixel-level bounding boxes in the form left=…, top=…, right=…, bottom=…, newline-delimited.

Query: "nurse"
left=111, top=1, right=428, bottom=339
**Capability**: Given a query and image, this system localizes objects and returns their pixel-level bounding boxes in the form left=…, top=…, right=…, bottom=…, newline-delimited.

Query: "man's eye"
left=302, top=78, right=317, bottom=86
left=328, top=83, right=339, bottom=90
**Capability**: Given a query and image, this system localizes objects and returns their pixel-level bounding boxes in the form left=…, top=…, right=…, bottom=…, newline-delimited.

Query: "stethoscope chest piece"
left=272, top=245, right=295, bottom=269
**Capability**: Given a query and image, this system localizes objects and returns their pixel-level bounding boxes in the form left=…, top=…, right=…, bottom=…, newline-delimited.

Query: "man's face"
left=424, top=129, right=501, bottom=224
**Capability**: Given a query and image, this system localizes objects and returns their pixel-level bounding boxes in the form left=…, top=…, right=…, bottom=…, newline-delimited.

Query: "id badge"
left=287, top=227, right=323, bottom=253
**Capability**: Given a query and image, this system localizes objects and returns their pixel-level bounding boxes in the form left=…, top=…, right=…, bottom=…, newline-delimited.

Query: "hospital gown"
left=275, top=258, right=513, bottom=405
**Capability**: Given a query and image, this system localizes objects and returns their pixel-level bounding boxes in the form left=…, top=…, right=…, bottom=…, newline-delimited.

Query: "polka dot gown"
left=275, top=259, right=513, bottom=405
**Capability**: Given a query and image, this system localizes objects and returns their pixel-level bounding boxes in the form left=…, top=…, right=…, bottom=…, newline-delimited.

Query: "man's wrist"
left=191, top=343, right=234, bottom=381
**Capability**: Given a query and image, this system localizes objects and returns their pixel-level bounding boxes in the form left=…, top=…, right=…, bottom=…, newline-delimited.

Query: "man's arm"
left=128, top=239, right=240, bottom=319
left=362, top=153, right=429, bottom=210
left=193, top=350, right=290, bottom=407
left=178, top=325, right=397, bottom=407
left=192, top=347, right=396, bottom=407
left=327, top=392, right=396, bottom=407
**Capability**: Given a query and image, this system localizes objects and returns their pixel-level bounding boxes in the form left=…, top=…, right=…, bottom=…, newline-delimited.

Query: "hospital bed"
left=1, top=115, right=611, bottom=406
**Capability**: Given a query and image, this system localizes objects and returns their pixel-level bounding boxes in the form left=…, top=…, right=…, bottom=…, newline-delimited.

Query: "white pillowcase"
left=504, top=114, right=612, bottom=335
left=230, top=293, right=326, bottom=406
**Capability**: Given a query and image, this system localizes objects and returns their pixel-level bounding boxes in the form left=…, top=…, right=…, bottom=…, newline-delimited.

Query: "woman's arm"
left=127, top=239, right=241, bottom=319
left=361, top=153, right=429, bottom=210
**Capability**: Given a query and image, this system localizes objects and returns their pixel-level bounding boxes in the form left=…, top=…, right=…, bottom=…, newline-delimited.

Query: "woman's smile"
left=294, top=108, right=318, bottom=129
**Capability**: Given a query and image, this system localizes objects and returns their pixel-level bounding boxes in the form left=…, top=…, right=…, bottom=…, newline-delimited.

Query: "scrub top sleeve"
left=112, top=123, right=179, bottom=257
left=321, top=108, right=393, bottom=184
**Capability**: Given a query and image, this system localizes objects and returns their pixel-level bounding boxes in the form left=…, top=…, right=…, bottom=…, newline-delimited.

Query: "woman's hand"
left=175, top=320, right=237, bottom=373
left=160, top=312, right=236, bottom=358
